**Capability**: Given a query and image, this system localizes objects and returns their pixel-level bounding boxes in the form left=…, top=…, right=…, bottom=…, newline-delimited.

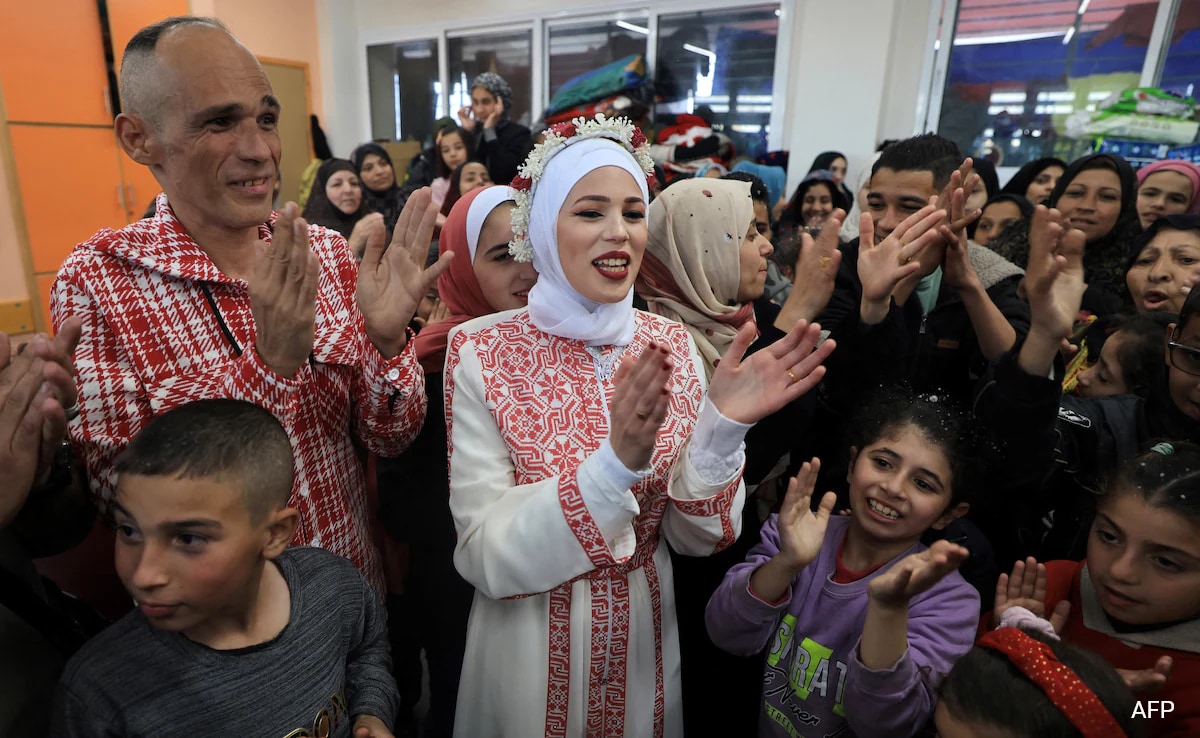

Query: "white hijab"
left=465, top=185, right=517, bottom=261
left=525, top=138, right=650, bottom=347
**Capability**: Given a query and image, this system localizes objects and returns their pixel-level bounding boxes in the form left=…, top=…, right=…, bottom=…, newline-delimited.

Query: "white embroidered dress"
left=446, top=309, right=746, bottom=738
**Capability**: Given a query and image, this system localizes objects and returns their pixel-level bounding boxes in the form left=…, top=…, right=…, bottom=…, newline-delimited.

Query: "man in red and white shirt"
left=50, top=17, right=449, bottom=594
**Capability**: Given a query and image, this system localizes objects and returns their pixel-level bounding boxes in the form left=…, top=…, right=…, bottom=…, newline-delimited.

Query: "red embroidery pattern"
left=454, top=311, right=726, bottom=738
left=545, top=587, right=573, bottom=736
left=671, top=479, right=741, bottom=552
left=51, top=193, right=426, bottom=593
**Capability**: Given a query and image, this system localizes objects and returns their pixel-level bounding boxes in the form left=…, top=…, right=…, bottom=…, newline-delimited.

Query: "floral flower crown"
left=508, top=114, right=655, bottom=262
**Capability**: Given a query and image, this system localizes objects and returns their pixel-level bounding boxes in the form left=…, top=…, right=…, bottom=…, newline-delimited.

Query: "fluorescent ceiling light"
left=1062, top=26, right=1076, bottom=45
left=616, top=20, right=649, bottom=35
left=1077, top=0, right=1091, bottom=15
left=955, top=31, right=1065, bottom=46
left=683, top=43, right=716, bottom=59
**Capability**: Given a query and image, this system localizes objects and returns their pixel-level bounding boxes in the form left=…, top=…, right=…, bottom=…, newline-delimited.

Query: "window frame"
left=361, top=0, right=793, bottom=150
left=919, top=0, right=1186, bottom=136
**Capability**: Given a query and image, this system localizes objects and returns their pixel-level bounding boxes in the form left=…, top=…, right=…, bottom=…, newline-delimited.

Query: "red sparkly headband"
left=977, top=628, right=1126, bottom=738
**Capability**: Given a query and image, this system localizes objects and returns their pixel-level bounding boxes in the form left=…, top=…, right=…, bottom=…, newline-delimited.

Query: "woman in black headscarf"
left=301, top=158, right=380, bottom=261
left=988, top=153, right=1142, bottom=315
left=807, top=150, right=854, bottom=208
left=350, top=143, right=411, bottom=235
left=999, top=157, right=1067, bottom=205
left=456, top=72, right=533, bottom=185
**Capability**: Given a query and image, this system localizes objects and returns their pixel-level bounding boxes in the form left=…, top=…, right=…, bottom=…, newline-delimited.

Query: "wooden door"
left=0, top=1, right=112, bottom=125
left=8, top=126, right=126, bottom=275
left=261, top=60, right=313, bottom=206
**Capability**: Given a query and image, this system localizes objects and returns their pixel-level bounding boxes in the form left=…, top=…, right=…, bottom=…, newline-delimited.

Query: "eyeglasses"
left=1168, top=328, right=1200, bottom=377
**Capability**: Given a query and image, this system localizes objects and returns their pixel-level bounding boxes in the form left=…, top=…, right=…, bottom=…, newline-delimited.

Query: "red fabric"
left=978, top=627, right=1127, bottom=737
left=1046, top=560, right=1200, bottom=738
left=413, top=187, right=498, bottom=373
left=832, top=531, right=888, bottom=584
left=51, top=193, right=428, bottom=595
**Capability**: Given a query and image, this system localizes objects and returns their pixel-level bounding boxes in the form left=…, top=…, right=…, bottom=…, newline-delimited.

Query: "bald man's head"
left=119, top=16, right=237, bottom=130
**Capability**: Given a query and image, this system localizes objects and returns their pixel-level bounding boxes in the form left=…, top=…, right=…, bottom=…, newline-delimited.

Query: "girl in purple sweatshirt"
left=706, top=388, right=982, bottom=737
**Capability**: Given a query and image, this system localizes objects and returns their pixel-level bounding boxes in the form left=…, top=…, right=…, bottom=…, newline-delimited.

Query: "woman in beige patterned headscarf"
left=637, top=177, right=773, bottom=377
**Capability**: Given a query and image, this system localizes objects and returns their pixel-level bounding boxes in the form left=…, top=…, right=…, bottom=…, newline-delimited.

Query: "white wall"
left=326, top=0, right=937, bottom=193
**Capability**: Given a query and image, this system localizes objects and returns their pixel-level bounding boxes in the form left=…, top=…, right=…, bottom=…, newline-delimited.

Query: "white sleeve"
left=661, top=334, right=747, bottom=556
left=447, top=338, right=641, bottom=600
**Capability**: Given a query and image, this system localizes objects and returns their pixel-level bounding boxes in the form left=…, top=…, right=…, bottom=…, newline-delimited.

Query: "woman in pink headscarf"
left=1136, top=159, right=1200, bottom=229
left=378, top=184, right=536, bottom=737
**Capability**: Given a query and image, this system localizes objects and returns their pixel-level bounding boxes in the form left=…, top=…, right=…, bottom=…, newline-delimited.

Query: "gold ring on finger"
left=636, top=410, right=649, bottom=420
left=786, top=369, right=797, bottom=383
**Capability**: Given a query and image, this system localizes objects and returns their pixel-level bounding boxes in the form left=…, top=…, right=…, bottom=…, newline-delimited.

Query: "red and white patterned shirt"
left=51, top=193, right=427, bottom=593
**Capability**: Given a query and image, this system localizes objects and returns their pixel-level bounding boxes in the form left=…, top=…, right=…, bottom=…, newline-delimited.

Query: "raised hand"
left=609, top=343, right=673, bottom=471
left=857, top=204, right=946, bottom=323
left=0, top=334, right=48, bottom=527
left=993, top=557, right=1071, bottom=634
left=1018, top=207, right=1087, bottom=376
left=25, top=318, right=81, bottom=484
left=867, top=539, right=970, bottom=609
left=347, top=212, right=385, bottom=261
left=706, top=320, right=835, bottom=425
left=357, top=188, right=455, bottom=359
left=778, top=209, right=844, bottom=327
left=936, top=159, right=982, bottom=239
left=250, top=203, right=319, bottom=378
left=457, top=106, right=477, bottom=132
left=775, top=459, right=838, bottom=572
left=939, top=186, right=984, bottom=294
left=1117, top=656, right=1173, bottom=694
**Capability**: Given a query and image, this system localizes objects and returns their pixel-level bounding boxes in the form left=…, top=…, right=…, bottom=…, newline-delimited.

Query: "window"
left=655, top=5, right=781, bottom=160
left=448, top=30, right=534, bottom=129
left=366, top=38, right=439, bottom=143
left=546, top=16, right=650, bottom=106
left=1162, top=0, right=1200, bottom=99
left=937, top=0, right=1153, bottom=168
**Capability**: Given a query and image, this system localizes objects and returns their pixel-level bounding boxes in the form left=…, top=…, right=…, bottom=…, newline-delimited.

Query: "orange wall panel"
left=118, top=149, right=162, bottom=222
left=0, top=2, right=111, bottom=125
left=9, top=125, right=126, bottom=274
left=107, top=0, right=191, bottom=76
left=36, top=273, right=54, bottom=332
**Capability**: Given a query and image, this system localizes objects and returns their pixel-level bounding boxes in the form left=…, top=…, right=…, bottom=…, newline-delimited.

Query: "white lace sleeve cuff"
left=687, top=399, right=751, bottom=486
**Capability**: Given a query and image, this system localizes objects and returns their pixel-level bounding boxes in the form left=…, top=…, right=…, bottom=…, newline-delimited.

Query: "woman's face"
left=1137, top=171, right=1194, bottom=230
left=973, top=200, right=1022, bottom=247
left=325, top=171, right=362, bottom=215
left=473, top=203, right=537, bottom=312
left=829, top=157, right=848, bottom=184
left=1025, top=164, right=1063, bottom=204
left=801, top=182, right=834, bottom=227
left=358, top=153, right=395, bottom=192
left=459, top=163, right=492, bottom=195
left=440, top=132, right=468, bottom=171
left=1126, top=227, right=1200, bottom=313
left=556, top=166, right=647, bottom=304
left=965, top=182, right=989, bottom=215
left=1056, top=167, right=1122, bottom=243
left=736, top=214, right=774, bottom=303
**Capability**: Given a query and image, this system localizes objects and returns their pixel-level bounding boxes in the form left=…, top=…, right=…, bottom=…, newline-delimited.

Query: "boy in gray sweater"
left=51, top=399, right=399, bottom=737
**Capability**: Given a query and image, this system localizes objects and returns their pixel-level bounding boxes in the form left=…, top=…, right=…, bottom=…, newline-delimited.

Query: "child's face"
left=112, top=474, right=283, bottom=641
left=1074, top=331, right=1129, bottom=398
left=440, top=132, right=468, bottom=171
left=1165, top=317, right=1200, bottom=421
left=846, top=424, right=967, bottom=546
left=1088, top=491, right=1200, bottom=626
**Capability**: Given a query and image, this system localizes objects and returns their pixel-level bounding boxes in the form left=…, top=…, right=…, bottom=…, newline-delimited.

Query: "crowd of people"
left=6, top=13, right=1200, bottom=738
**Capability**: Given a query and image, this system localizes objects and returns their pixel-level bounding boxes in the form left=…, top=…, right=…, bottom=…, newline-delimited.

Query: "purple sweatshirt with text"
left=705, top=516, right=979, bottom=738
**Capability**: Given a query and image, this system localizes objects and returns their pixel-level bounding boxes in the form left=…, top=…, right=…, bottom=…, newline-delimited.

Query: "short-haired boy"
left=51, top=399, right=399, bottom=737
